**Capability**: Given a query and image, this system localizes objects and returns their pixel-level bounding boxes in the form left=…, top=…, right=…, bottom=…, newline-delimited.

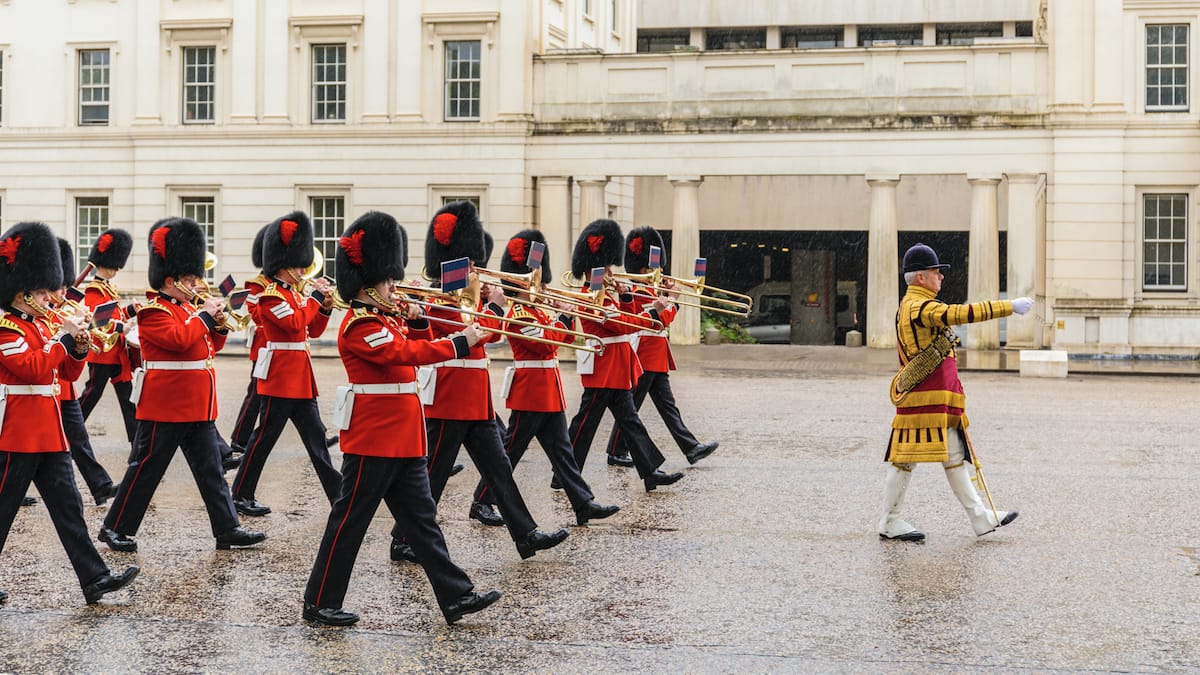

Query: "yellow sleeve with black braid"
left=913, top=298, right=1013, bottom=329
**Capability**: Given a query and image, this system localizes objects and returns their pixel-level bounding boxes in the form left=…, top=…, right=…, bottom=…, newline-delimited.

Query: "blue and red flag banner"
left=93, top=301, right=118, bottom=327
left=649, top=245, right=662, bottom=270
left=527, top=241, right=546, bottom=270
left=65, top=286, right=86, bottom=303
left=218, top=274, right=237, bottom=296
left=441, top=257, right=471, bottom=293
left=227, top=289, right=249, bottom=311
left=589, top=266, right=606, bottom=291
left=694, top=257, right=708, bottom=278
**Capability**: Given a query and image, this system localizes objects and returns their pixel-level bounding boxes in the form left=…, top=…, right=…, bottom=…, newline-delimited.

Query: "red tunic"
left=82, top=277, right=133, bottom=381
left=628, top=283, right=677, bottom=373
left=254, top=280, right=330, bottom=399
left=38, top=314, right=83, bottom=402
left=577, top=292, right=657, bottom=390
left=243, top=274, right=269, bottom=363
left=504, top=303, right=569, bottom=413
left=338, top=306, right=466, bottom=458
left=135, top=294, right=227, bottom=423
left=0, top=311, right=86, bottom=452
left=422, top=299, right=502, bottom=421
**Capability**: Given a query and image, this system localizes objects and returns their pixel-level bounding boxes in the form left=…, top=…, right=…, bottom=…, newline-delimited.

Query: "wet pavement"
left=1, top=344, right=1198, bottom=673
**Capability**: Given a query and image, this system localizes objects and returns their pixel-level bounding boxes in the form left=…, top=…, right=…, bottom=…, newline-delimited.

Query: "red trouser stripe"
left=113, top=421, right=156, bottom=529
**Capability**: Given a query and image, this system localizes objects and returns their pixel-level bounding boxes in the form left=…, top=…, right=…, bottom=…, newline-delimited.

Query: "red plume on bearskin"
left=587, top=235, right=603, bottom=253
left=151, top=227, right=170, bottom=259
left=628, top=236, right=644, bottom=256
left=339, top=229, right=365, bottom=265
left=507, top=238, right=527, bottom=265
left=262, top=211, right=314, bottom=276
left=571, top=219, right=624, bottom=279
left=433, top=213, right=457, bottom=246
left=88, top=228, right=133, bottom=270
left=0, top=236, right=19, bottom=265
left=280, top=219, right=298, bottom=246
left=624, top=226, right=664, bottom=274
left=97, top=232, right=113, bottom=253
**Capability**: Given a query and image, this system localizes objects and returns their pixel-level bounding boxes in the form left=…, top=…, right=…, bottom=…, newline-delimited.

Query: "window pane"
left=79, top=49, right=111, bottom=125
left=445, top=40, right=482, bottom=121
left=311, top=44, right=347, bottom=123
left=309, top=197, right=344, bottom=277
left=1143, top=194, right=1188, bottom=290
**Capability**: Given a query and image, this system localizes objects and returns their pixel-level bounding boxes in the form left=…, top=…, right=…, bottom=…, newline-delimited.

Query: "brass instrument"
left=550, top=271, right=666, bottom=332
left=37, top=293, right=119, bottom=352
left=172, top=252, right=245, bottom=332
left=588, top=269, right=754, bottom=318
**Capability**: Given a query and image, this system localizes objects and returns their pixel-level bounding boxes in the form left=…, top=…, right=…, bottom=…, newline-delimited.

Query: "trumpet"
left=38, top=294, right=119, bottom=352
left=172, top=270, right=244, bottom=334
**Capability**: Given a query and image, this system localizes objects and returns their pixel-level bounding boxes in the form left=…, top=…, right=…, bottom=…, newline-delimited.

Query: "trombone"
left=472, top=266, right=626, bottom=327
left=548, top=271, right=668, bottom=332
left=600, top=270, right=753, bottom=318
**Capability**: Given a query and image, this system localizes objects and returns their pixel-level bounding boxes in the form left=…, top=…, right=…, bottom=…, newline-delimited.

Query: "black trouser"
left=104, top=420, right=240, bottom=537
left=229, top=363, right=261, bottom=450
left=391, top=418, right=536, bottom=545
left=231, top=396, right=340, bottom=503
left=0, top=451, right=110, bottom=590
left=568, top=387, right=665, bottom=478
left=306, top=454, right=473, bottom=610
left=78, top=363, right=138, bottom=443
left=475, top=410, right=594, bottom=511
left=605, top=371, right=700, bottom=458
left=61, top=399, right=114, bottom=501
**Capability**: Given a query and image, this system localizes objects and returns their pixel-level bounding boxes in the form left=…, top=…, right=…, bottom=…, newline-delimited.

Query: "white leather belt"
left=4, top=384, right=59, bottom=396
left=513, top=360, right=558, bottom=369
left=266, top=341, right=308, bottom=351
left=350, top=382, right=418, bottom=395
left=436, top=358, right=489, bottom=369
left=598, top=335, right=633, bottom=345
left=636, top=329, right=668, bottom=338
left=144, top=359, right=212, bottom=370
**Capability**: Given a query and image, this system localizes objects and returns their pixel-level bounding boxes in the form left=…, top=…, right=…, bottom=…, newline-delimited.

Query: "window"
left=444, top=40, right=481, bottom=121
left=76, top=197, right=109, bottom=273
left=858, top=25, right=923, bottom=47
left=1143, top=194, right=1188, bottom=290
left=79, top=49, right=110, bottom=125
left=705, top=29, right=766, bottom=51
left=782, top=27, right=844, bottom=49
left=1015, top=22, right=1034, bottom=38
left=181, top=197, right=216, bottom=281
left=1146, top=24, right=1189, bottom=111
left=636, top=29, right=690, bottom=53
left=309, top=196, right=345, bottom=279
left=311, top=44, right=347, bottom=123
left=936, top=23, right=1003, bottom=46
left=442, top=195, right=480, bottom=208
left=182, top=46, right=216, bottom=124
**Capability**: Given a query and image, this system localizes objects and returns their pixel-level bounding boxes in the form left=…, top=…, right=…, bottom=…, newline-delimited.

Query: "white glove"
left=1011, top=297, right=1034, bottom=315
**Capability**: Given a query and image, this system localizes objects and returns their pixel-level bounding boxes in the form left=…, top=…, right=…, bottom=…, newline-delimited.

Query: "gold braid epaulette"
left=890, top=329, right=959, bottom=405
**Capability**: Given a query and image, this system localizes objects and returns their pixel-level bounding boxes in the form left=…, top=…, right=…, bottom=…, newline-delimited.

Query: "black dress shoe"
left=606, top=453, right=635, bottom=467
left=230, top=442, right=247, bottom=454
left=303, top=602, right=359, bottom=626
left=879, top=531, right=926, bottom=542
left=20, top=496, right=36, bottom=507
left=575, top=501, right=620, bottom=526
left=325, top=435, right=340, bottom=448
left=389, top=539, right=417, bottom=563
left=222, top=454, right=243, bottom=472
left=94, top=484, right=119, bottom=507
left=999, top=511, right=1019, bottom=527
left=216, top=526, right=267, bottom=550
left=83, top=565, right=139, bottom=605
left=98, top=527, right=137, bottom=552
left=685, top=441, right=719, bottom=465
left=643, top=470, right=684, bottom=492
left=442, top=589, right=502, bottom=625
left=516, top=528, right=569, bottom=560
left=0, top=588, right=7, bottom=604
left=448, top=463, right=465, bottom=477
left=469, top=501, right=505, bottom=527
left=549, top=475, right=562, bottom=490
left=233, top=497, right=271, bottom=517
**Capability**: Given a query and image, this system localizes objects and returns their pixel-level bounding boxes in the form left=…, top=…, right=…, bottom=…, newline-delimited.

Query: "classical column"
left=670, top=176, right=703, bottom=345
left=537, top=177, right=573, bottom=286
left=866, top=175, right=900, bottom=349
left=576, top=177, right=609, bottom=229
left=967, top=175, right=1002, bottom=350
left=1005, top=173, right=1044, bottom=348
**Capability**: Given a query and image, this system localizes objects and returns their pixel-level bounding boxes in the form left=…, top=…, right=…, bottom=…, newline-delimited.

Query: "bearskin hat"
left=336, top=211, right=407, bottom=301
left=0, top=222, right=65, bottom=305
left=425, top=200, right=487, bottom=279
left=624, top=226, right=665, bottom=274
left=147, top=217, right=206, bottom=289
left=87, top=228, right=133, bottom=270
left=502, top=230, right=551, bottom=278
left=262, top=211, right=315, bottom=277
left=570, top=219, right=624, bottom=279
left=251, top=225, right=268, bottom=270
left=58, top=238, right=75, bottom=290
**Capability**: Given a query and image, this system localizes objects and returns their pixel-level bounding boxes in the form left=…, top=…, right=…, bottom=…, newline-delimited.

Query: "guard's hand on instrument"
left=200, top=296, right=226, bottom=319
left=403, top=304, right=424, bottom=321
left=553, top=298, right=573, bottom=312
left=461, top=323, right=489, bottom=347
left=614, top=281, right=632, bottom=295
left=486, top=284, right=507, bottom=307
left=61, top=312, right=89, bottom=339
left=1011, top=297, right=1034, bottom=315
left=651, top=297, right=671, bottom=314
left=312, top=277, right=335, bottom=309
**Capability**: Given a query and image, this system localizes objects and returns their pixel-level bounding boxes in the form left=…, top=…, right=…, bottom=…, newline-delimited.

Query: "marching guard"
left=879, top=243, right=1030, bottom=542
left=227, top=226, right=268, bottom=459
left=98, top=217, right=265, bottom=553
left=303, top=211, right=501, bottom=627
left=77, top=228, right=138, bottom=444
left=230, top=212, right=341, bottom=517
left=603, top=226, right=718, bottom=467
left=470, top=230, right=620, bottom=527
left=391, top=200, right=568, bottom=562
left=0, top=221, right=138, bottom=605
left=563, top=219, right=683, bottom=492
